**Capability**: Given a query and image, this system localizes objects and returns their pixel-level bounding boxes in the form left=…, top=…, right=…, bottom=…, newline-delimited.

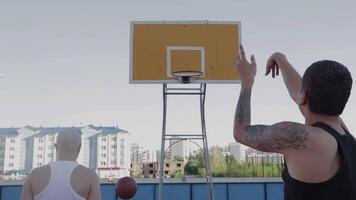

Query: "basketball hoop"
left=171, top=71, right=203, bottom=84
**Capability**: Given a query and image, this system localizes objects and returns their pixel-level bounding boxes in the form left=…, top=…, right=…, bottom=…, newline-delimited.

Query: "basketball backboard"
left=130, top=21, right=241, bottom=84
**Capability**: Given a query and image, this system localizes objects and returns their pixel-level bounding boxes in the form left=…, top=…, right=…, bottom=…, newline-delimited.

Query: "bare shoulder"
left=284, top=125, right=340, bottom=183
left=21, top=166, right=49, bottom=200
left=272, top=122, right=336, bottom=150
left=72, top=164, right=99, bottom=184
left=29, top=164, right=51, bottom=182
left=30, top=165, right=50, bottom=176
left=281, top=124, right=338, bottom=159
left=73, top=166, right=101, bottom=200
left=28, top=164, right=51, bottom=196
left=71, top=165, right=99, bottom=199
left=304, top=125, right=338, bottom=148
left=74, top=165, right=98, bottom=178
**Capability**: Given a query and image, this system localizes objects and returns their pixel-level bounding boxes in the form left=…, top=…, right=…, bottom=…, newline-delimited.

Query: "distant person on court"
left=234, top=45, right=355, bottom=200
left=21, top=129, right=101, bottom=200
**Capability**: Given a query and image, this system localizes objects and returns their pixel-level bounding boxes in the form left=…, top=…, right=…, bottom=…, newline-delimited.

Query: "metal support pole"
left=159, top=84, right=167, bottom=200
left=200, top=84, right=215, bottom=200
left=159, top=83, right=215, bottom=200
left=262, top=157, right=265, bottom=177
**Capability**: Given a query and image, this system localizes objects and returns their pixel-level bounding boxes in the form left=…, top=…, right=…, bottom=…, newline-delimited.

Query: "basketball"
left=115, top=176, right=137, bottom=199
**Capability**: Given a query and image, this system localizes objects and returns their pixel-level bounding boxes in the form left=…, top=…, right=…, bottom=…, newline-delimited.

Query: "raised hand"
left=265, top=52, right=288, bottom=78
left=265, top=52, right=303, bottom=106
left=236, top=45, right=256, bottom=88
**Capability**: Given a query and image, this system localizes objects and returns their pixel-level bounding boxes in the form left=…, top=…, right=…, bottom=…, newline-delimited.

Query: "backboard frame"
left=166, top=46, right=206, bottom=78
left=129, top=20, right=242, bottom=84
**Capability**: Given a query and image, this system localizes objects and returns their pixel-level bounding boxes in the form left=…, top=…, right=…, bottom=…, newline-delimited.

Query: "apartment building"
left=245, top=148, right=284, bottom=165
left=169, top=138, right=193, bottom=162
left=0, top=125, right=130, bottom=178
left=228, top=142, right=248, bottom=163
left=0, top=126, right=38, bottom=174
left=131, top=143, right=151, bottom=164
left=32, top=128, right=64, bottom=169
left=96, top=127, right=131, bottom=178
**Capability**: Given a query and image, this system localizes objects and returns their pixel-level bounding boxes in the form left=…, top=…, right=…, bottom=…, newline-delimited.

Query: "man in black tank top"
left=234, top=45, right=355, bottom=200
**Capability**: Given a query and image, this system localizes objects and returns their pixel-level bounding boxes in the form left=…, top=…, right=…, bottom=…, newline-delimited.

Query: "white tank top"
left=34, top=161, right=86, bottom=200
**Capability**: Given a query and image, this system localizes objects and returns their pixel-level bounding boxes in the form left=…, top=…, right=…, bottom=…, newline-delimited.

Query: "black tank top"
left=282, top=122, right=356, bottom=200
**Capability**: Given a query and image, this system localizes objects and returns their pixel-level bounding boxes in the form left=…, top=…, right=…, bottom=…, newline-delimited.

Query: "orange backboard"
left=130, top=21, right=241, bottom=84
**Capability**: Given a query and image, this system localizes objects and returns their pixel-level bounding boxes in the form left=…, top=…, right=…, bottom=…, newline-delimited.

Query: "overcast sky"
left=0, top=0, right=355, bottom=150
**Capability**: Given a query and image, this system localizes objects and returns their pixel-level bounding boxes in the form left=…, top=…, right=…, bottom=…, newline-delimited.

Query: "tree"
left=184, top=160, right=199, bottom=175
left=183, top=147, right=284, bottom=178
left=210, top=146, right=227, bottom=177
left=175, top=170, right=183, bottom=179
left=184, top=150, right=207, bottom=177
left=225, top=155, right=239, bottom=177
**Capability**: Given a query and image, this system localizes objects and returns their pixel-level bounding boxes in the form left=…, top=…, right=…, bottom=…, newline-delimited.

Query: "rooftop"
left=0, top=125, right=128, bottom=137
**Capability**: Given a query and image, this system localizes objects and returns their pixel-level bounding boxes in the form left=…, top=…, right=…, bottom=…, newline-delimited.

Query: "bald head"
left=55, top=129, right=82, bottom=156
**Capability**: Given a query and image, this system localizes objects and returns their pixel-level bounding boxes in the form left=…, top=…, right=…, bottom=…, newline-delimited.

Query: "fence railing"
left=0, top=178, right=284, bottom=200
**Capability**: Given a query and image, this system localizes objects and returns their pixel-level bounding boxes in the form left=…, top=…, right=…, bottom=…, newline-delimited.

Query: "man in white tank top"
left=21, top=129, right=101, bottom=200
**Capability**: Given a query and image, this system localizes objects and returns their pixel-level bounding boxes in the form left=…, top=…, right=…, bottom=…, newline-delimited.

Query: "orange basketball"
left=116, top=176, right=137, bottom=199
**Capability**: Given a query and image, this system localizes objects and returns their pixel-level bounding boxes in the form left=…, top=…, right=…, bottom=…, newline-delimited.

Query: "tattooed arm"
left=233, top=86, right=308, bottom=153
left=234, top=46, right=308, bottom=154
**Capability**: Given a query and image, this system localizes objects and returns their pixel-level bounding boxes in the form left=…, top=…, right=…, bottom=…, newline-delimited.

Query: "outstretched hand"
left=236, top=45, right=256, bottom=88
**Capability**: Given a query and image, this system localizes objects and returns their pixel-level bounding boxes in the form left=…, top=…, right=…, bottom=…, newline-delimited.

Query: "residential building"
left=169, top=138, right=192, bottom=162
left=0, top=125, right=131, bottom=178
left=228, top=142, right=248, bottom=163
left=96, top=127, right=131, bottom=178
left=130, top=143, right=151, bottom=164
left=245, top=148, right=284, bottom=165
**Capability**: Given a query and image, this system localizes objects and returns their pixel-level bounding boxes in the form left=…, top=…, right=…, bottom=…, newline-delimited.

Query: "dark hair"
left=302, top=60, right=352, bottom=116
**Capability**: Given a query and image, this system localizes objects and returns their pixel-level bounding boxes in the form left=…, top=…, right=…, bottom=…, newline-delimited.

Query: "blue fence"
left=0, top=178, right=284, bottom=200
